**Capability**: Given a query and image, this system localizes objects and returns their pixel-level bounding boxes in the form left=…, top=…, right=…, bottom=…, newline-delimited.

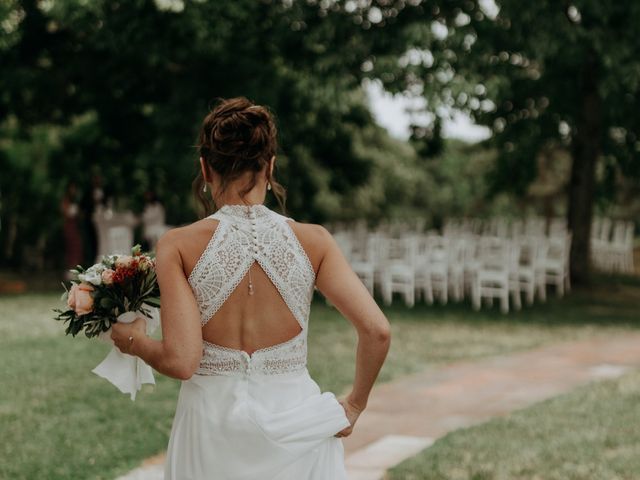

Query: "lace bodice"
left=187, top=204, right=316, bottom=376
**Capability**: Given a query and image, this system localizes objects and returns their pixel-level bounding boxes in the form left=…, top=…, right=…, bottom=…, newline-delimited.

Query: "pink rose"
left=67, top=282, right=95, bottom=315
left=115, top=255, right=134, bottom=268
left=101, top=269, right=115, bottom=285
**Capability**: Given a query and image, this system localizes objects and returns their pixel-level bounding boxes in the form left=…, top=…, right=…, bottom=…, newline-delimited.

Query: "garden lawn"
left=386, top=276, right=640, bottom=480
left=387, top=369, right=640, bottom=480
left=0, top=276, right=638, bottom=479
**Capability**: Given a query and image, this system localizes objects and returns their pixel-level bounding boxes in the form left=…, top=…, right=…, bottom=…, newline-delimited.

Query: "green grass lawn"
left=387, top=276, right=640, bottom=480
left=0, top=275, right=638, bottom=479
left=388, top=369, right=640, bottom=480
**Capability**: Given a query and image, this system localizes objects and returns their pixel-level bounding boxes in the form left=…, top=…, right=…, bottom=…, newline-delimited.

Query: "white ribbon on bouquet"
left=92, top=308, right=160, bottom=401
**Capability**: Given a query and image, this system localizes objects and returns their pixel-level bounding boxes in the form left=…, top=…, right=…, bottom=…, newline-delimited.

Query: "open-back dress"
left=163, top=204, right=351, bottom=479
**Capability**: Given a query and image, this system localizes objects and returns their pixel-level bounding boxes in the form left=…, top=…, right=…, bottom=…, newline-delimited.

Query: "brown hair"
left=193, top=96, right=286, bottom=216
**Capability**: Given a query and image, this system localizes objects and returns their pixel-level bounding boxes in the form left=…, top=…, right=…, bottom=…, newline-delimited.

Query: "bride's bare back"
left=172, top=215, right=324, bottom=355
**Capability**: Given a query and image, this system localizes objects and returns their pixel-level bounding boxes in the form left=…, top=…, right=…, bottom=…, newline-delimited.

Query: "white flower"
left=78, top=263, right=106, bottom=286
left=115, top=255, right=134, bottom=268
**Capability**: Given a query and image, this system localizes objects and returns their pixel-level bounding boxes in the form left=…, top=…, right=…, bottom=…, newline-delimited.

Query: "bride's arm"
left=113, top=231, right=203, bottom=380
left=314, top=226, right=391, bottom=412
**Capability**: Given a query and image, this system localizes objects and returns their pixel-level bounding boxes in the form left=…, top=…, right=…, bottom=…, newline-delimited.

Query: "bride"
left=111, top=96, right=391, bottom=479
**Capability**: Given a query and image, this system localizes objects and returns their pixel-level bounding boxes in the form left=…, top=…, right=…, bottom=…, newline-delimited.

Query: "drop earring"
left=203, top=183, right=207, bottom=193
left=267, top=181, right=272, bottom=191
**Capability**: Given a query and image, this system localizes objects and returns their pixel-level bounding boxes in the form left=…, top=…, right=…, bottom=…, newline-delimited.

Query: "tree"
left=0, top=0, right=432, bottom=267
left=364, top=0, right=640, bottom=284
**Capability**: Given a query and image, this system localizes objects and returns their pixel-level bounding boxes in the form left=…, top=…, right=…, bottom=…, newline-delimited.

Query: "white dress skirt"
left=164, top=366, right=351, bottom=480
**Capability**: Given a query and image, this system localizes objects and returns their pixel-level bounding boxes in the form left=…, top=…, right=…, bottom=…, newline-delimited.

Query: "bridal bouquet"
left=54, top=245, right=161, bottom=400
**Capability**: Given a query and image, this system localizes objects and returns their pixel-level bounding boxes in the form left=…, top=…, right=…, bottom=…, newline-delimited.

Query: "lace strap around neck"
left=210, top=204, right=271, bottom=221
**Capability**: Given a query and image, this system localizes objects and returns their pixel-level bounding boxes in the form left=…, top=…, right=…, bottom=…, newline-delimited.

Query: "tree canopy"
left=367, top=0, right=640, bottom=283
left=1, top=0, right=638, bottom=281
left=0, top=0, right=421, bottom=267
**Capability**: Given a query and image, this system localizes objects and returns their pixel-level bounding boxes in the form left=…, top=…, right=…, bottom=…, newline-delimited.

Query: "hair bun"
left=194, top=96, right=286, bottom=215
left=204, top=98, right=275, bottom=166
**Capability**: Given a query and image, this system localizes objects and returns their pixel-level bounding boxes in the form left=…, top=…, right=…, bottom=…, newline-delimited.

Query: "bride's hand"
left=335, top=397, right=364, bottom=438
left=111, top=317, right=147, bottom=355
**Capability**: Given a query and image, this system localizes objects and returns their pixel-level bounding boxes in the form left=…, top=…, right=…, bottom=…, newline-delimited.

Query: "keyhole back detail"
left=187, top=204, right=316, bottom=376
left=201, top=261, right=303, bottom=355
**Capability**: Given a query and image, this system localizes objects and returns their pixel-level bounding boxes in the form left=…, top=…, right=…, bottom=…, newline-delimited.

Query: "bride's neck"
left=214, top=183, right=267, bottom=207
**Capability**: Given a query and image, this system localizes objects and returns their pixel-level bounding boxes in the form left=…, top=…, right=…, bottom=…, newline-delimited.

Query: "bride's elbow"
left=174, top=362, right=199, bottom=380
left=174, top=368, right=196, bottom=381
left=171, top=352, right=202, bottom=380
left=377, top=324, right=391, bottom=345
left=361, top=321, right=391, bottom=345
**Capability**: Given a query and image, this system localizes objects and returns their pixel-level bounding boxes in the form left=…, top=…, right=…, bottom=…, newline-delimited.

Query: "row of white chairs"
left=443, top=215, right=635, bottom=274
left=591, top=218, right=635, bottom=274
left=332, top=229, right=572, bottom=314
left=328, top=216, right=565, bottom=240
left=443, top=217, right=568, bottom=239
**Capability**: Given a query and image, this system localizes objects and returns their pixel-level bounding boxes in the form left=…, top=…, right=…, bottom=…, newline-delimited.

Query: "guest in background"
left=80, top=173, right=104, bottom=265
left=141, top=190, right=167, bottom=251
left=61, top=182, right=83, bottom=279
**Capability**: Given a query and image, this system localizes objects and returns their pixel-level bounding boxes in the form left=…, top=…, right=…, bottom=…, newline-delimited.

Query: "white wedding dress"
left=164, top=204, right=351, bottom=480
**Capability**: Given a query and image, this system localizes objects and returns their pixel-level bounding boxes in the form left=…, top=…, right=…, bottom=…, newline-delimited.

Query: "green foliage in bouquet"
left=54, top=245, right=160, bottom=338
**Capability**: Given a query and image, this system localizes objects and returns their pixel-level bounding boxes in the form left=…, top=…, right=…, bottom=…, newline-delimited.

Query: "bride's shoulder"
left=156, top=218, right=219, bottom=252
left=155, top=218, right=221, bottom=274
left=285, top=220, right=335, bottom=264
left=286, top=219, right=331, bottom=240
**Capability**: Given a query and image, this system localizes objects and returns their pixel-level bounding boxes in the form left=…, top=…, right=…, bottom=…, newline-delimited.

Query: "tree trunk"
left=567, top=49, right=601, bottom=285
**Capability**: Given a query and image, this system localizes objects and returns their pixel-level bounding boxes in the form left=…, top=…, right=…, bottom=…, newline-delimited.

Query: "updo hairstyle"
left=194, top=96, right=286, bottom=216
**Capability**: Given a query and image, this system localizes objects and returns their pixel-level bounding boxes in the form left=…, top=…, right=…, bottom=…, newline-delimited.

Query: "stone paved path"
left=117, top=332, right=640, bottom=480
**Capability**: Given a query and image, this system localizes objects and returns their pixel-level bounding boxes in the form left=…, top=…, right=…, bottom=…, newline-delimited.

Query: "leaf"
left=100, top=297, right=115, bottom=309
left=69, top=319, right=83, bottom=337
left=144, top=297, right=161, bottom=308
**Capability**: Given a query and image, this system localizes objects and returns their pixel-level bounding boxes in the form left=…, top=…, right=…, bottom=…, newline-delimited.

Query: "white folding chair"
left=512, top=236, right=546, bottom=306
left=420, top=235, right=449, bottom=305
left=472, top=237, right=518, bottom=314
left=447, top=238, right=466, bottom=301
left=542, top=233, right=572, bottom=297
left=380, top=237, right=416, bottom=307
left=414, top=235, right=434, bottom=304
